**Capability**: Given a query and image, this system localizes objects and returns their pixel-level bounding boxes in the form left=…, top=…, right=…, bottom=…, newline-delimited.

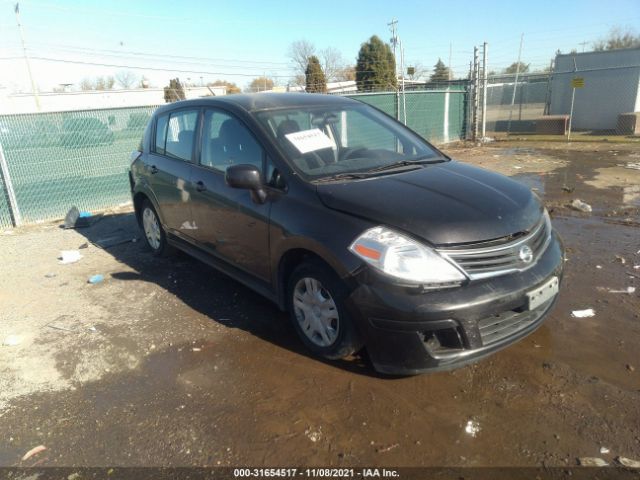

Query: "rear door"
left=189, top=108, right=271, bottom=281
left=144, top=108, right=199, bottom=235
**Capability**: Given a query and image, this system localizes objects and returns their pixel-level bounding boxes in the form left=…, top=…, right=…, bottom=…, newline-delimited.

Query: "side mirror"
left=225, top=164, right=267, bottom=203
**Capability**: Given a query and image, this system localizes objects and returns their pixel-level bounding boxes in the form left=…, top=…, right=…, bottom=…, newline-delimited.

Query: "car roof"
left=154, top=92, right=361, bottom=115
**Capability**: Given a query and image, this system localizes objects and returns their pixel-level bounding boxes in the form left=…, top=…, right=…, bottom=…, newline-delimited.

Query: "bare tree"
left=288, top=40, right=317, bottom=85
left=320, top=47, right=344, bottom=82
left=405, top=62, right=428, bottom=81
left=115, top=70, right=138, bottom=89
left=593, top=27, right=640, bottom=51
left=335, top=65, right=356, bottom=82
left=79, top=78, right=94, bottom=91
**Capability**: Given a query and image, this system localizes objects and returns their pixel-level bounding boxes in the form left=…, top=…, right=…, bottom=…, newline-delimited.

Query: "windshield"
left=255, top=103, right=446, bottom=180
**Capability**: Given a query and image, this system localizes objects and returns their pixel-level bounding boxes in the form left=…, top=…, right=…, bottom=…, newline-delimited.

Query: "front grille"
left=438, top=213, right=551, bottom=280
left=477, top=301, right=550, bottom=346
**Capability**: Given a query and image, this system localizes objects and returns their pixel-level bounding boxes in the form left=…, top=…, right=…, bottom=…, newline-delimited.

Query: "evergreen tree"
left=355, top=35, right=396, bottom=92
left=429, top=59, right=451, bottom=83
left=305, top=55, right=327, bottom=93
left=164, top=78, right=186, bottom=103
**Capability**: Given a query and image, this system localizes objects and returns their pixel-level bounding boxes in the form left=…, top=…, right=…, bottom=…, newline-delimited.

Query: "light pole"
left=14, top=3, right=40, bottom=110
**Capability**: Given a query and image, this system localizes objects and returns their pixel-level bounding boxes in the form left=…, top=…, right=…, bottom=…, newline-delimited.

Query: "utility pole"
left=507, top=33, right=524, bottom=135
left=399, top=38, right=407, bottom=125
left=481, top=42, right=488, bottom=142
left=578, top=41, right=588, bottom=53
left=388, top=18, right=400, bottom=120
left=14, top=3, right=40, bottom=111
left=472, top=46, right=479, bottom=142
left=448, top=42, right=453, bottom=80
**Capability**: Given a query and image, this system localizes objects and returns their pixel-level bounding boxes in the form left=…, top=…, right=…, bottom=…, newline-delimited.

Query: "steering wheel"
left=340, top=147, right=368, bottom=161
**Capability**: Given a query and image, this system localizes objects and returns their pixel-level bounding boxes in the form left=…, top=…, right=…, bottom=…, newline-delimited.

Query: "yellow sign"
left=571, top=77, right=585, bottom=88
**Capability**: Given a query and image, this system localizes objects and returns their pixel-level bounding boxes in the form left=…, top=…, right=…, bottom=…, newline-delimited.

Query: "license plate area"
left=526, top=276, right=559, bottom=311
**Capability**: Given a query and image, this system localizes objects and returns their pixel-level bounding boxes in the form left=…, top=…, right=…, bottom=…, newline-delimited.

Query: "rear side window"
left=153, top=109, right=199, bottom=161
left=154, top=113, right=169, bottom=154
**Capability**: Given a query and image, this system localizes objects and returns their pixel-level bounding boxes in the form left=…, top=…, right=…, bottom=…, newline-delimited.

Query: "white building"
left=549, top=48, right=640, bottom=130
left=0, top=85, right=227, bottom=115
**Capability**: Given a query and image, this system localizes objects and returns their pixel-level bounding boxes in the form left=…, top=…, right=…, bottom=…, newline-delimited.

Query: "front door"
left=189, top=109, right=271, bottom=282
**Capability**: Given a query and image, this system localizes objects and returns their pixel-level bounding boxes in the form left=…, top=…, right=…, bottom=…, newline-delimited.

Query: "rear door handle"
left=150, top=165, right=158, bottom=174
left=195, top=180, right=207, bottom=192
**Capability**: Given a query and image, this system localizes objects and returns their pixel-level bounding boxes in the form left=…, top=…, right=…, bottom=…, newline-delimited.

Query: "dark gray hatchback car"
left=129, top=93, right=564, bottom=375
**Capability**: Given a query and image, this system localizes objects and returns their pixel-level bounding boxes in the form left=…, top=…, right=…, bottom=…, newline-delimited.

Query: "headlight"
left=349, top=226, right=467, bottom=287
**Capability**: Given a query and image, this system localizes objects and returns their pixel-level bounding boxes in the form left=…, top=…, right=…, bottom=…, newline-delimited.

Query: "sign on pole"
left=571, top=77, right=585, bottom=88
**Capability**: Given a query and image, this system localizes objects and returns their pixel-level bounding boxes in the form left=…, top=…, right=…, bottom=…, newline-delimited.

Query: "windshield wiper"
left=365, top=157, right=444, bottom=174
left=313, top=172, right=373, bottom=183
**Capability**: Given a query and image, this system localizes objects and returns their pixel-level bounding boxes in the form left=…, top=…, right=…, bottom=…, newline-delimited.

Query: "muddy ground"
left=0, top=141, right=639, bottom=468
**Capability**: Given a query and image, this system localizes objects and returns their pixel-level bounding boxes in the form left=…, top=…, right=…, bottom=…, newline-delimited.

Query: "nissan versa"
left=129, top=93, right=564, bottom=375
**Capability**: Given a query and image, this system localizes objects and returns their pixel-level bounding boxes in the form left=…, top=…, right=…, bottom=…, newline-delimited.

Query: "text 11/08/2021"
left=233, top=468, right=400, bottom=478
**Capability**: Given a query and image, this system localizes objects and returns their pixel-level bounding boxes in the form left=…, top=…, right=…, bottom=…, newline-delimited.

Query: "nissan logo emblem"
left=519, top=245, right=534, bottom=264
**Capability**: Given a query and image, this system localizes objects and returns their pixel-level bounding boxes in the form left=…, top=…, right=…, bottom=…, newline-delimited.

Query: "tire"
left=140, top=199, right=172, bottom=257
left=287, top=259, right=362, bottom=360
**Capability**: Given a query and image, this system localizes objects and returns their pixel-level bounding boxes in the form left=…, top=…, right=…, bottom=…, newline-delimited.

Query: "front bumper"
left=346, top=231, right=565, bottom=375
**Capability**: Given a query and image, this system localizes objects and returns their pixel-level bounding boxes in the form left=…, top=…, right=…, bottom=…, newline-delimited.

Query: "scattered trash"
left=634, top=265, right=640, bottom=270
left=68, top=473, right=81, bottom=480
left=600, top=447, right=610, bottom=455
left=615, top=255, right=626, bottom=265
left=63, top=206, right=102, bottom=229
left=44, top=272, right=56, bottom=278
left=95, top=234, right=137, bottom=249
left=626, top=364, right=635, bottom=372
left=2, top=335, right=22, bottom=346
left=578, top=457, right=608, bottom=467
left=571, top=308, right=595, bottom=318
left=88, top=326, right=97, bottom=332
left=617, top=456, right=640, bottom=468
left=464, top=420, right=481, bottom=437
left=3, top=230, right=14, bottom=235
left=376, top=443, right=400, bottom=453
left=513, top=165, right=522, bottom=169
left=191, top=347, right=201, bottom=352
left=47, top=324, right=75, bottom=332
left=606, top=286, right=636, bottom=294
left=88, top=274, right=104, bottom=285
left=78, top=242, right=88, bottom=249
left=562, top=185, right=575, bottom=193
left=21, top=445, right=47, bottom=461
left=596, top=265, right=602, bottom=269
left=627, top=271, right=640, bottom=280
left=59, top=250, right=82, bottom=264
left=623, top=162, right=640, bottom=171
left=304, top=427, right=322, bottom=443
left=569, top=199, right=592, bottom=213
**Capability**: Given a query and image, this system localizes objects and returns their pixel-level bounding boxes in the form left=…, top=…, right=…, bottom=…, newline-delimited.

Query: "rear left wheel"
left=140, top=200, right=172, bottom=257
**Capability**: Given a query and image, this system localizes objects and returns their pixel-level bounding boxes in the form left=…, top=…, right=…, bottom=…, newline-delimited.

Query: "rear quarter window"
left=154, top=113, right=169, bottom=155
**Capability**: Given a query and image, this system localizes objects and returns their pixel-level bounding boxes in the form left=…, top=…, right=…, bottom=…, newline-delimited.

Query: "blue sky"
left=0, top=0, right=639, bottom=92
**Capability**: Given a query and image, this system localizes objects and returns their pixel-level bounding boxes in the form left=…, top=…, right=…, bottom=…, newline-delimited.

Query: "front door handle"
left=195, top=180, right=207, bottom=192
left=150, top=165, right=158, bottom=174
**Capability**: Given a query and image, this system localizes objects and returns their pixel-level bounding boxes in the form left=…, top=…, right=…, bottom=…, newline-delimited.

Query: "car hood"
left=315, top=160, right=543, bottom=246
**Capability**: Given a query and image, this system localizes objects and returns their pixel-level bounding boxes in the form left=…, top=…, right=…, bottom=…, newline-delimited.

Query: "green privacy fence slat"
left=346, top=89, right=467, bottom=144
left=0, top=106, right=158, bottom=225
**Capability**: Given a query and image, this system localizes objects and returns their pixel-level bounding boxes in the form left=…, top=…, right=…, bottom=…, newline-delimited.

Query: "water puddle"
left=623, top=185, right=640, bottom=206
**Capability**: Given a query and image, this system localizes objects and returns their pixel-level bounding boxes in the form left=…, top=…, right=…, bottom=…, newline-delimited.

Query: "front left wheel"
left=287, top=260, right=362, bottom=360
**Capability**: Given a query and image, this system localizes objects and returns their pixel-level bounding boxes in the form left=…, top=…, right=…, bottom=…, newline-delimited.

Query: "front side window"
left=201, top=109, right=264, bottom=173
left=255, top=104, right=444, bottom=180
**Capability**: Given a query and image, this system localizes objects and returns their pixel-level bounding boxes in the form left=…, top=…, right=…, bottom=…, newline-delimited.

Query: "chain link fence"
left=0, top=106, right=157, bottom=228
left=484, top=49, right=640, bottom=138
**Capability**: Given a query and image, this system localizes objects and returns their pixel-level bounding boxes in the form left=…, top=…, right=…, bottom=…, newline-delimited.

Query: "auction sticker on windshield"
left=285, top=128, right=334, bottom=154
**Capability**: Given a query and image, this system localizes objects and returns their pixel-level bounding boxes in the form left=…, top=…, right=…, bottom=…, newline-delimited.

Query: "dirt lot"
left=0, top=141, right=639, bottom=468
